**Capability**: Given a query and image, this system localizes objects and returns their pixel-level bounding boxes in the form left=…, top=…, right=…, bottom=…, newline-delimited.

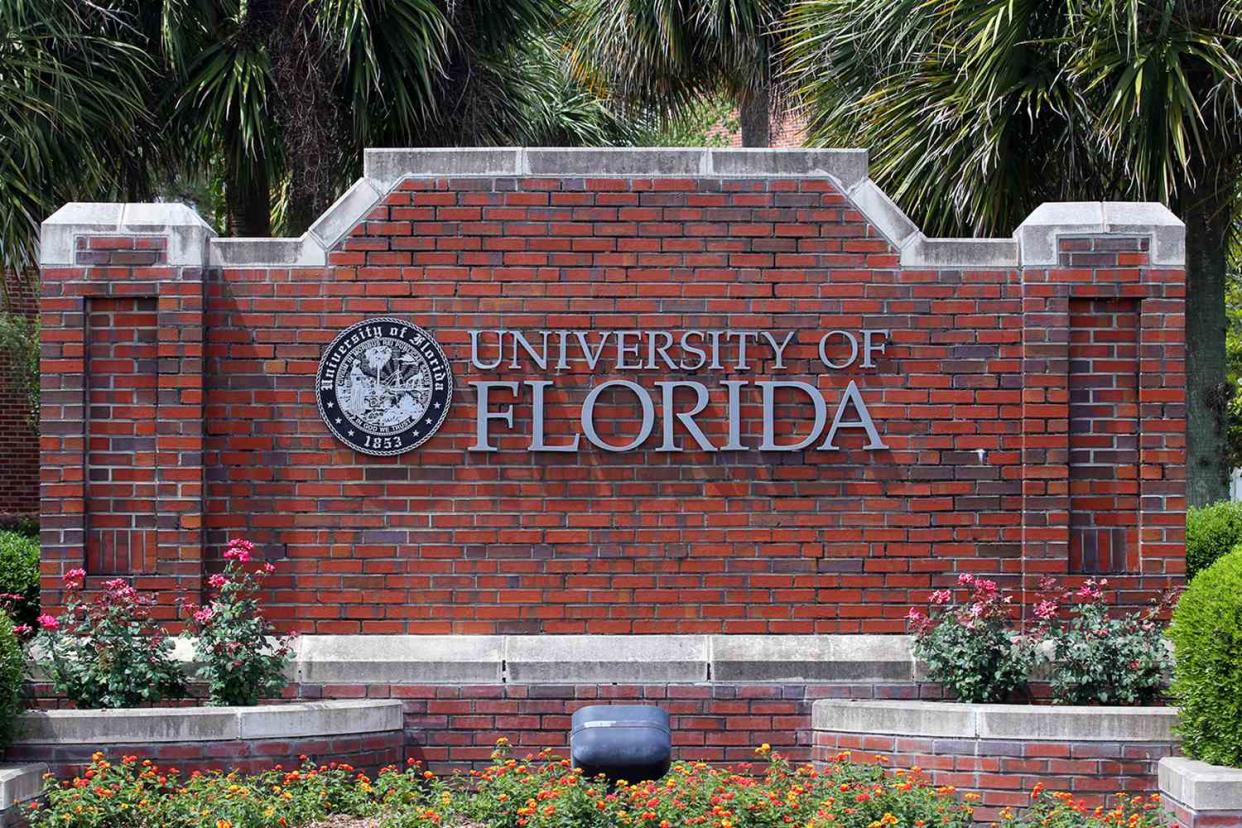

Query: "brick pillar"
left=1015, top=203, right=1186, bottom=610
left=39, top=204, right=214, bottom=617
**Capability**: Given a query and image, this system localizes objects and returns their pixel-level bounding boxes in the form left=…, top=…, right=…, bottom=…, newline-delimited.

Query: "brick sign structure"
left=37, top=148, right=1187, bottom=767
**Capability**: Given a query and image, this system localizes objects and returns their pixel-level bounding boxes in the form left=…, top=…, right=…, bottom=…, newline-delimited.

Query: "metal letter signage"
left=316, top=317, right=453, bottom=456
left=319, top=322, right=891, bottom=456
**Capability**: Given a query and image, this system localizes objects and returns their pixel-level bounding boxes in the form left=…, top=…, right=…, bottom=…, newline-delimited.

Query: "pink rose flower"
left=208, top=574, right=227, bottom=589
left=929, top=590, right=951, bottom=605
left=957, top=573, right=975, bottom=585
left=193, top=606, right=214, bottom=624
left=1034, top=600, right=1058, bottom=620
left=37, top=614, right=59, bottom=631
left=12, top=624, right=31, bottom=636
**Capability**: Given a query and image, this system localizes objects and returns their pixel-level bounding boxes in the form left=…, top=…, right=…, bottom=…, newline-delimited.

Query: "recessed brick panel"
left=1068, top=297, right=1140, bottom=574
left=84, top=296, right=159, bottom=575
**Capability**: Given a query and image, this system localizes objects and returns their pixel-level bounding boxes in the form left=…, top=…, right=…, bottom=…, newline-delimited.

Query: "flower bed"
left=19, top=744, right=1170, bottom=828
left=27, top=745, right=981, bottom=828
left=812, top=699, right=1180, bottom=823
left=2, top=700, right=404, bottom=779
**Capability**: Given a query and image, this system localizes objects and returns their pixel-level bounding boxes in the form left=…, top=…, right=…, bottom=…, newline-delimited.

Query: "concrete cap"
left=365, top=147, right=525, bottom=190
left=1159, top=756, right=1242, bottom=811
left=12, top=700, right=402, bottom=745
left=813, top=699, right=1178, bottom=742
left=296, top=635, right=504, bottom=684
left=1014, top=201, right=1184, bottom=266
left=210, top=238, right=326, bottom=267
left=0, top=763, right=47, bottom=812
left=505, top=635, right=709, bottom=683
left=710, top=635, right=915, bottom=682
left=899, top=236, right=1020, bottom=268
left=41, top=202, right=215, bottom=266
left=363, top=146, right=870, bottom=187
left=307, top=178, right=383, bottom=250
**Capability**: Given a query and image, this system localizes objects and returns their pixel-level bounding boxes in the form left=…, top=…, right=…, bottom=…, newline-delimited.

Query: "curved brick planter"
left=1159, top=757, right=1242, bottom=827
left=813, top=699, right=1179, bottom=822
left=3, top=700, right=404, bottom=779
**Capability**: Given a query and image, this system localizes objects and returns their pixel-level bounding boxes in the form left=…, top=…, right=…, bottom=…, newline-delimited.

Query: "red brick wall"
left=0, top=270, right=38, bottom=520
left=1162, top=799, right=1242, bottom=827
left=39, top=174, right=1186, bottom=630
left=813, top=729, right=1176, bottom=824
left=4, top=729, right=403, bottom=779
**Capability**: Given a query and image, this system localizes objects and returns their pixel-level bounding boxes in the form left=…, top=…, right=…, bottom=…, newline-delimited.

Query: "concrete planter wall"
left=1159, top=757, right=1242, bottom=827
left=3, top=700, right=404, bottom=779
left=813, top=699, right=1180, bottom=823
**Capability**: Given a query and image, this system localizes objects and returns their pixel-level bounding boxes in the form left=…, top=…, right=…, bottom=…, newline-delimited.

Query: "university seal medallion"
left=316, top=317, right=453, bottom=456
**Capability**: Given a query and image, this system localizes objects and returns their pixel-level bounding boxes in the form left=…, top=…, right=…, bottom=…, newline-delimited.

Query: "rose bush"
left=909, top=574, right=1173, bottom=705
left=1031, top=577, right=1173, bottom=705
left=31, top=744, right=978, bottom=828
left=32, top=571, right=184, bottom=708
left=182, top=538, right=294, bottom=706
left=907, top=574, right=1033, bottom=702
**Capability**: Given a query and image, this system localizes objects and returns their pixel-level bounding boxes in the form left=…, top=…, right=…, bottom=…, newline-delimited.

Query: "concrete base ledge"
left=1160, top=757, right=1242, bottom=811
left=813, top=698, right=1178, bottom=742
left=13, top=700, right=403, bottom=745
left=287, top=634, right=916, bottom=684
left=0, top=764, right=45, bottom=813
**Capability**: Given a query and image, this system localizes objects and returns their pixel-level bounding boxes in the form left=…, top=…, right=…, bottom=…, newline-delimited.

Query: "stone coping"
left=0, top=764, right=45, bottom=812
left=292, top=633, right=917, bottom=684
left=1159, top=757, right=1242, bottom=811
left=813, top=698, right=1178, bottom=742
left=41, top=147, right=1184, bottom=270
left=11, top=700, right=403, bottom=746
left=25, top=634, right=918, bottom=685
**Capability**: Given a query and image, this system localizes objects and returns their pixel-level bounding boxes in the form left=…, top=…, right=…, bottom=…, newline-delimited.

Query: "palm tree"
left=157, top=0, right=631, bottom=236
left=566, top=0, right=786, bottom=147
left=785, top=0, right=1242, bottom=505
left=0, top=0, right=151, bottom=273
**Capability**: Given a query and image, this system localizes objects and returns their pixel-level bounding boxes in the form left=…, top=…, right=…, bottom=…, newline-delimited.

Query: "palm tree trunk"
left=738, top=85, right=770, bottom=148
left=267, top=0, right=346, bottom=235
left=225, top=164, right=271, bottom=237
left=1183, top=184, right=1232, bottom=506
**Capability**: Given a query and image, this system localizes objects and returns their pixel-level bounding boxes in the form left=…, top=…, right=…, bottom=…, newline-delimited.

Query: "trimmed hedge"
left=0, top=528, right=38, bottom=628
left=1186, top=500, right=1242, bottom=579
left=1169, top=548, right=1242, bottom=767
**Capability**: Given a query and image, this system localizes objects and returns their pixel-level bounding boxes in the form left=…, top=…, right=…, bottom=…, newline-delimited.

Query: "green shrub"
left=1186, top=500, right=1242, bottom=579
left=0, top=529, right=39, bottom=628
left=1169, top=548, right=1242, bottom=766
left=0, top=612, right=25, bottom=749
